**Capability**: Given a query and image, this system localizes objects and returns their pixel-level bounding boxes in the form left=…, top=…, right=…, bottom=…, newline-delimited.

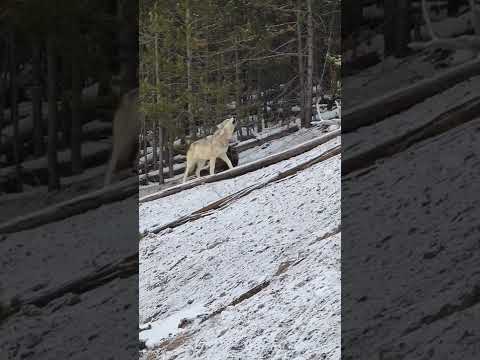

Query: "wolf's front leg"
left=183, top=159, right=195, bottom=183
left=209, top=157, right=216, bottom=175
left=219, top=153, right=234, bottom=169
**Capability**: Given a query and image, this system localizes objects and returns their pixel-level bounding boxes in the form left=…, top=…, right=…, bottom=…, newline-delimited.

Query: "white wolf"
left=182, top=117, right=237, bottom=183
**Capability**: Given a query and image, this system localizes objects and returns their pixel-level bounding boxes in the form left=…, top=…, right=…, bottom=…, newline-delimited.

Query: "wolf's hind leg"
left=195, top=160, right=206, bottom=178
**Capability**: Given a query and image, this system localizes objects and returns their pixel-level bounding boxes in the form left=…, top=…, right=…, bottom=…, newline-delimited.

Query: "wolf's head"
left=217, top=117, right=236, bottom=130
left=214, top=117, right=236, bottom=140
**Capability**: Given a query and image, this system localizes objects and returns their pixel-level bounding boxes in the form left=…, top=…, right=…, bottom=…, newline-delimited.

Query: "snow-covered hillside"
left=341, top=5, right=480, bottom=356
left=0, top=195, right=138, bottom=359
left=139, top=132, right=341, bottom=359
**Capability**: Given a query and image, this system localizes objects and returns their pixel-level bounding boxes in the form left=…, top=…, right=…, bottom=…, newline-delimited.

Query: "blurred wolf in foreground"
left=183, top=117, right=237, bottom=183
left=104, top=88, right=140, bottom=186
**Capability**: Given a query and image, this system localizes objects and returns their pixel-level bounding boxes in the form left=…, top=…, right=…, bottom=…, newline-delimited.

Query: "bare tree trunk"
left=186, top=0, right=194, bottom=139
left=153, top=34, right=159, bottom=174
left=152, top=122, right=158, bottom=165
left=342, top=0, right=362, bottom=60
left=384, top=0, right=396, bottom=56
left=142, top=120, right=148, bottom=182
left=154, top=33, right=164, bottom=185
left=448, top=0, right=461, bottom=16
left=255, top=66, right=263, bottom=133
left=136, top=133, right=141, bottom=178
left=468, top=0, right=480, bottom=36
left=330, top=62, right=338, bottom=98
left=0, top=40, right=7, bottom=151
left=215, top=52, right=224, bottom=127
left=304, top=0, right=314, bottom=128
left=235, top=43, right=241, bottom=127
left=421, top=0, right=436, bottom=40
left=263, top=96, right=269, bottom=129
left=32, top=38, right=44, bottom=157
left=9, top=30, right=23, bottom=192
left=394, top=0, right=411, bottom=57
left=168, top=131, right=174, bottom=178
left=0, top=80, right=4, bottom=150
left=117, top=0, right=138, bottom=94
left=296, top=2, right=306, bottom=126
left=158, top=125, right=164, bottom=185
left=162, top=126, right=168, bottom=169
left=47, top=32, right=60, bottom=191
left=71, top=45, right=83, bottom=174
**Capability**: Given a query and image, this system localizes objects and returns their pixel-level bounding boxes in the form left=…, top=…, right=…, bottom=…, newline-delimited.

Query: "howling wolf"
left=182, top=117, right=237, bottom=183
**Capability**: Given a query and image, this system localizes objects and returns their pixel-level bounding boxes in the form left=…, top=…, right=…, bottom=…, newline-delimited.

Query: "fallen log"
left=146, top=144, right=341, bottom=234
left=342, top=52, right=381, bottom=76
left=0, top=146, right=111, bottom=189
left=233, top=125, right=299, bottom=152
left=342, top=96, right=480, bottom=176
left=343, top=58, right=480, bottom=133
left=25, top=254, right=137, bottom=307
left=139, top=129, right=340, bottom=204
left=139, top=164, right=183, bottom=184
left=0, top=176, right=137, bottom=234
left=2, top=253, right=138, bottom=320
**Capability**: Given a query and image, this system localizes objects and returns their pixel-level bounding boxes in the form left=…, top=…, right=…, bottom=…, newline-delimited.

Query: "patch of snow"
left=316, top=108, right=340, bottom=121
left=140, top=303, right=207, bottom=348
left=83, top=120, right=111, bottom=133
